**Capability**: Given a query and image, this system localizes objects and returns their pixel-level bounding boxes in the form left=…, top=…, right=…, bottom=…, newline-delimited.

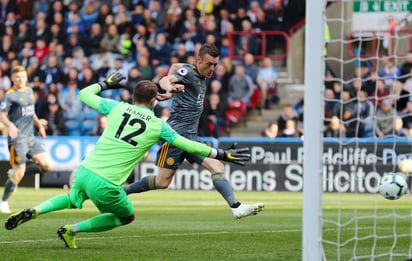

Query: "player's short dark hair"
left=198, top=43, right=219, bottom=58
left=133, top=80, right=157, bottom=104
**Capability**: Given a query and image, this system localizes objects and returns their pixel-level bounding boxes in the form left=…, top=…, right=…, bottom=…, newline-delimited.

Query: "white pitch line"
left=0, top=229, right=302, bottom=245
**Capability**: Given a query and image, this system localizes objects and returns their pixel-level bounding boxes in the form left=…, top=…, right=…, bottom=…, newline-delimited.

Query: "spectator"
left=90, top=47, right=116, bottom=71
left=48, top=23, right=66, bottom=45
left=209, top=63, right=230, bottom=95
left=243, top=53, right=258, bottom=84
left=279, top=119, right=300, bottom=137
left=149, top=32, right=172, bottom=67
left=29, top=13, right=49, bottom=42
left=355, top=88, right=375, bottom=137
left=399, top=99, right=412, bottom=131
left=100, top=23, right=121, bottom=53
left=204, top=93, right=227, bottom=138
left=227, top=64, right=254, bottom=106
left=392, top=116, right=409, bottom=137
left=39, top=93, right=67, bottom=136
left=38, top=55, right=64, bottom=91
left=333, top=90, right=357, bottom=119
left=180, top=21, right=204, bottom=56
left=120, top=89, right=132, bottom=103
left=375, top=98, right=397, bottom=137
left=136, top=55, right=153, bottom=80
left=261, top=121, right=278, bottom=138
left=126, top=67, right=141, bottom=92
left=369, top=79, right=390, bottom=109
left=399, top=50, right=412, bottom=83
left=379, top=56, right=400, bottom=88
left=324, top=88, right=338, bottom=121
left=92, top=114, right=107, bottom=136
left=235, top=19, right=260, bottom=56
left=0, top=34, right=17, bottom=60
left=216, top=8, right=232, bottom=36
left=0, top=69, right=11, bottom=90
left=324, top=115, right=346, bottom=138
left=174, top=43, right=189, bottom=63
left=60, top=80, right=82, bottom=135
left=165, top=9, right=184, bottom=44
left=232, top=6, right=252, bottom=31
left=46, top=1, right=65, bottom=25
left=253, top=9, right=272, bottom=33
left=208, top=79, right=226, bottom=100
left=277, top=105, right=298, bottom=133
left=343, top=78, right=363, bottom=99
left=84, top=23, right=104, bottom=56
left=363, top=71, right=379, bottom=96
left=32, top=38, right=49, bottom=65
left=81, top=2, right=99, bottom=30
left=257, top=57, right=278, bottom=109
left=96, top=3, right=112, bottom=28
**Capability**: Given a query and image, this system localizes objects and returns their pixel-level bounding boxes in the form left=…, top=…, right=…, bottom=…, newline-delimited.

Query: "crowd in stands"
left=0, top=0, right=304, bottom=138
left=261, top=52, right=412, bottom=139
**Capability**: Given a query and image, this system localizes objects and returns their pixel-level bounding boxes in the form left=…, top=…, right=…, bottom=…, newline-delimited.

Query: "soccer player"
left=124, top=43, right=264, bottom=219
left=4, top=72, right=250, bottom=249
left=0, top=65, right=53, bottom=213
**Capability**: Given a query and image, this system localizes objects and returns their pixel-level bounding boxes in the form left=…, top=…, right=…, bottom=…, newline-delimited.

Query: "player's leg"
left=123, top=142, right=182, bottom=194
left=1, top=142, right=28, bottom=213
left=58, top=170, right=135, bottom=248
left=28, top=139, right=54, bottom=174
left=200, top=157, right=264, bottom=219
left=4, top=194, right=71, bottom=230
left=5, top=167, right=81, bottom=229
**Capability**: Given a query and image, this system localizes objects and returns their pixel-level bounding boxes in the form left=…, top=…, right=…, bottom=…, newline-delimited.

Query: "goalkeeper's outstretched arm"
left=171, top=135, right=250, bottom=166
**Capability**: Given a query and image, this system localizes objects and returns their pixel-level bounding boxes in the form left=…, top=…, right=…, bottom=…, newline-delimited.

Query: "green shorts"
left=69, top=165, right=134, bottom=218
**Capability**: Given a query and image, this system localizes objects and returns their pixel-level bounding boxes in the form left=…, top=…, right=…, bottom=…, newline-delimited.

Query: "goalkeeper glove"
left=215, top=143, right=250, bottom=166
left=98, top=72, right=126, bottom=90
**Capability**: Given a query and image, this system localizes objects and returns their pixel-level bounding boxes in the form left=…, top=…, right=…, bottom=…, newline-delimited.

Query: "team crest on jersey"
left=177, top=68, right=188, bottom=76
left=166, top=157, right=175, bottom=166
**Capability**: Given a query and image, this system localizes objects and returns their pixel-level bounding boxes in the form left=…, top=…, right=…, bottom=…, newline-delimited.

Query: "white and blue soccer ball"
left=379, top=173, right=408, bottom=200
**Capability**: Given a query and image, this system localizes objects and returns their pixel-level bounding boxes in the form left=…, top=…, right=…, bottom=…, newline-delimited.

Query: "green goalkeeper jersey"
left=79, top=84, right=213, bottom=186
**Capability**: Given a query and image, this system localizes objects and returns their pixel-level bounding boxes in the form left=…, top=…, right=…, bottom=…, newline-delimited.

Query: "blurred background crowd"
left=0, top=0, right=305, bottom=137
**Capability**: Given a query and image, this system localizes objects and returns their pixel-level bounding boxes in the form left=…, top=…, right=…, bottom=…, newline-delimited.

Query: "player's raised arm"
left=79, top=72, right=126, bottom=109
left=158, top=74, right=185, bottom=94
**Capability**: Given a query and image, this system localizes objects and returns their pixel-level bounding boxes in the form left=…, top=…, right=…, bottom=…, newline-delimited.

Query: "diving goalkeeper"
left=4, top=72, right=250, bottom=249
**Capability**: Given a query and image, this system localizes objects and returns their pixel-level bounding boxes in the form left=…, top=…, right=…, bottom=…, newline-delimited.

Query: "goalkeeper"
left=4, top=72, right=250, bottom=249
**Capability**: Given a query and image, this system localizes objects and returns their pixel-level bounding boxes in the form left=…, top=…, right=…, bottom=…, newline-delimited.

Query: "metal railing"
left=227, top=30, right=290, bottom=61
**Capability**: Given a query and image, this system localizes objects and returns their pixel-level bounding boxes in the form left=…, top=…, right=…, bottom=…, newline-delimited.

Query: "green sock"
left=76, top=213, right=123, bottom=233
left=36, top=194, right=71, bottom=214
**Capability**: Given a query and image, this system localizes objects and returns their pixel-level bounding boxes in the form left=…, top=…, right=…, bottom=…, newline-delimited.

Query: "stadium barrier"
left=0, top=136, right=410, bottom=191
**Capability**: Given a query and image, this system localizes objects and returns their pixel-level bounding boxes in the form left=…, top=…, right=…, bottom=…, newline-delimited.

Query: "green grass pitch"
left=0, top=188, right=411, bottom=261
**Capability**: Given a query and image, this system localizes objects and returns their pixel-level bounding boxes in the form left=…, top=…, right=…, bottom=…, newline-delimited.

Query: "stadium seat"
left=225, top=99, right=247, bottom=132
left=248, top=87, right=263, bottom=115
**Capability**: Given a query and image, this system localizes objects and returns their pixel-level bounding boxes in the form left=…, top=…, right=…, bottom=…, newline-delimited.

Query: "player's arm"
left=167, top=63, right=184, bottom=75
left=0, top=111, right=18, bottom=139
left=33, top=113, right=46, bottom=138
left=79, top=72, right=126, bottom=109
left=158, top=74, right=184, bottom=93
left=78, top=83, right=103, bottom=110
left=171, top=135, right=250, bottom=166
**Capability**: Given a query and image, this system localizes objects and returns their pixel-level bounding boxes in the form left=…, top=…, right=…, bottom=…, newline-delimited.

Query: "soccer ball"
left=379, top=173, right=408, bottom=200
